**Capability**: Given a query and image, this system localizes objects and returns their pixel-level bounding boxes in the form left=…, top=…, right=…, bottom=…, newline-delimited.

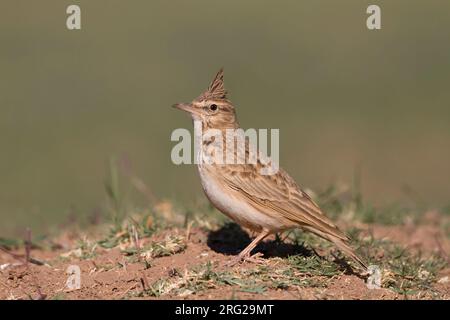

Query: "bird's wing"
left=214, top=163, right=349, bottom=242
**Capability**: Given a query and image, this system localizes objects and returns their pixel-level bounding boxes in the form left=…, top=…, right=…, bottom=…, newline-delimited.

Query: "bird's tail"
left=303, top=226, right=367, bottom=271
left=330, top=238, right=367, bottom=270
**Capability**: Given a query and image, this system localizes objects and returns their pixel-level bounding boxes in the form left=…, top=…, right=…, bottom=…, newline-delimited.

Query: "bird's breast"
left=196, top=165, right=286, bottom=232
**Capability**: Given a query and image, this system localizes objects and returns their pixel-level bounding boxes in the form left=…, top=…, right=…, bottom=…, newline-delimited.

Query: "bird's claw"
left=245, top=252, right=265, bottom=264
left=225, top=252, right=266, bottom=267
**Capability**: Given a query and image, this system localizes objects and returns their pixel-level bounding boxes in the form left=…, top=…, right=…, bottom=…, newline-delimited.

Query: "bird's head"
left=173, top=68, right=238, bottom=129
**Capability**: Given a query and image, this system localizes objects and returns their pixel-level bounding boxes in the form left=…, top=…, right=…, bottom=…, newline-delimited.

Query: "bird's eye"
left=209, top=104, right=218, bottom=111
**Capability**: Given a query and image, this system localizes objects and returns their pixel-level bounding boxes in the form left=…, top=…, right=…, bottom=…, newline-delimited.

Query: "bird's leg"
left=226, top=229, right=270, bottom=266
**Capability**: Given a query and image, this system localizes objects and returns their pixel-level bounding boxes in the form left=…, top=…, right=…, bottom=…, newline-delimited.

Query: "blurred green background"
left=1, top=1, right=449, bottom=236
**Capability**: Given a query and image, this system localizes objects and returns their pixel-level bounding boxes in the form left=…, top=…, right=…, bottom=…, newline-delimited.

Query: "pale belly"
left=197, top=166, right=286, bottom=232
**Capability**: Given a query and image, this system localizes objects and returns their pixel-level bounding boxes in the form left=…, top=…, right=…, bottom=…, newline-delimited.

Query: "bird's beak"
left=172, top=103, right=200, bottom=115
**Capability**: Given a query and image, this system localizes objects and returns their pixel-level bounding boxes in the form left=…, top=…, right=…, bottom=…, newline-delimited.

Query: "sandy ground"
left=0, top=220, right=448, bottom=300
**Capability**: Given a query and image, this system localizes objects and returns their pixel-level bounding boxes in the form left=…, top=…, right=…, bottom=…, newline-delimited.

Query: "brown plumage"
left=173, top=69, right=367, bottom=270
left=197, top=68, right=228, bottom=102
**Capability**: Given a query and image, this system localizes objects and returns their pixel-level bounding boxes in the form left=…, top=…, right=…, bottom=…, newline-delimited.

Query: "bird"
left=173, top=68, right=367, bottom=270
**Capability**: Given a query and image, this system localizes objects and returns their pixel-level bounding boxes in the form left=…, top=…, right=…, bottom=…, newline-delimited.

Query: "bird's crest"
left=197, top=68, right=228, bottom=102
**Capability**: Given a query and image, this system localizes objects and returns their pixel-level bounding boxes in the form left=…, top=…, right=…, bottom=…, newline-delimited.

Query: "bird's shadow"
left=206, top=222, right=363, bottom=277
left=206, top=223, right=313, bottom=259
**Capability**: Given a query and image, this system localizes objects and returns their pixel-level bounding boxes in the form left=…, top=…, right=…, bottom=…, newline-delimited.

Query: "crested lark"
left=173, top=69, right=367, bottom=270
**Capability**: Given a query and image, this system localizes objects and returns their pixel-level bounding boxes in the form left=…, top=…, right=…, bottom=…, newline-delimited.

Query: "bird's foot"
left=225, top=252, right=265, bottom=267
left=224, top=256, right=241, bottom=267
left=245, top=252, right=265, bottom=264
